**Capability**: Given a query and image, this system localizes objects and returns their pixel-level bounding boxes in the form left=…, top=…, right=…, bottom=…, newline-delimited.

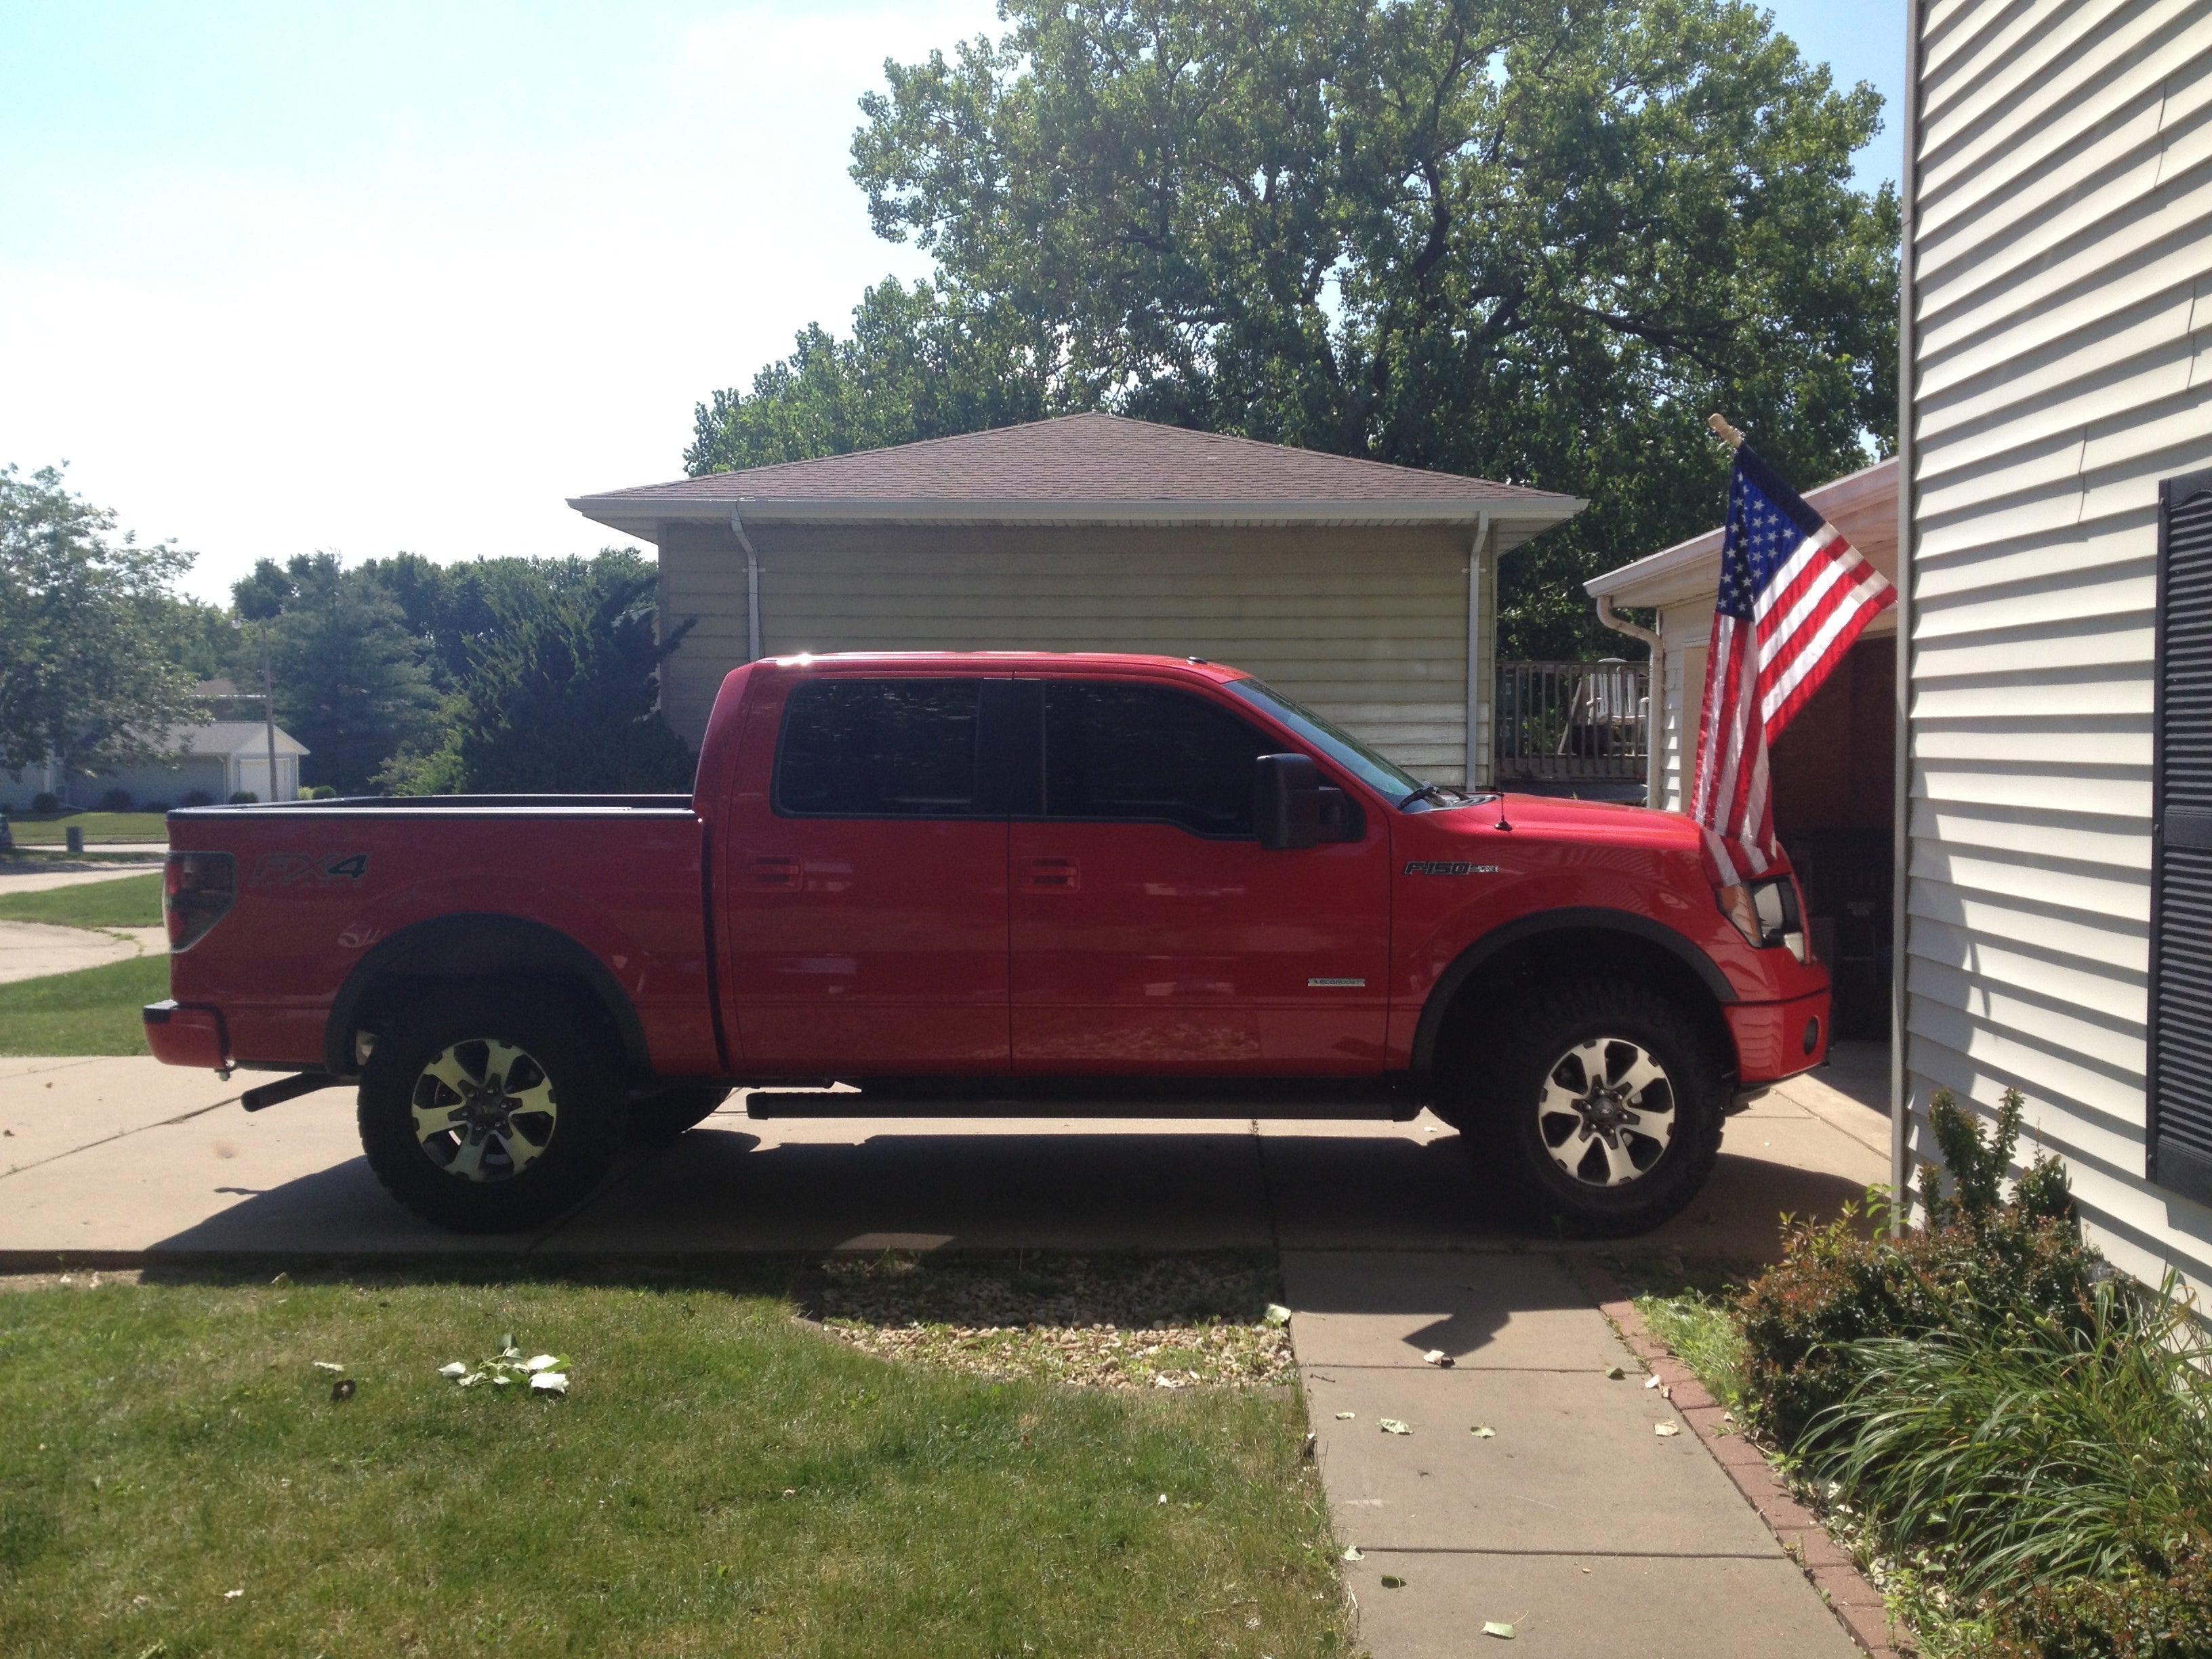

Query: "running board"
left=745, top=1078, right=1422, bottom=1122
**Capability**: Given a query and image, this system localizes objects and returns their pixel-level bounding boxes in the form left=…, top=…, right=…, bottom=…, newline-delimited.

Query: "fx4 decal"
left=1403, top=860, right=1500, bottom=877
left=250, top=851, right=370, bottom=887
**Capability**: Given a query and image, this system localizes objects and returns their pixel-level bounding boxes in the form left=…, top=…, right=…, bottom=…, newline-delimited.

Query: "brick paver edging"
left=1575, top=1263, right=1906, bottom=1659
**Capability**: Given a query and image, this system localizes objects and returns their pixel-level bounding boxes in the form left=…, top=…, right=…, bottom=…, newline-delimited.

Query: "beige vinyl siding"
left=1906, top=0, right=2212, bottom=1295
left=658, top=520, right=1479, bottom=784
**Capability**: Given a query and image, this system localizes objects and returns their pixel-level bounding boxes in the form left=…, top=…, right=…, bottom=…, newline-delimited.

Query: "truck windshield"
left=1225, top=676, right=1431, bottom=803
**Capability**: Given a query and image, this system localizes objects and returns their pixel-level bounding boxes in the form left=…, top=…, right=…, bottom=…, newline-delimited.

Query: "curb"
left=1578, top=1263, right=1906, bottom=1659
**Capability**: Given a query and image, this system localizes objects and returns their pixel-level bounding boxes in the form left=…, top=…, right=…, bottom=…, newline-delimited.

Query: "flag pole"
left=1707, top=412, right=1746, bottom=449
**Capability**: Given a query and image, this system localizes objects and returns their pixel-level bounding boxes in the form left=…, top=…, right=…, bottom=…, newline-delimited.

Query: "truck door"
left=1009, top=675, right=1391, bottom=1074
left=722, top=670, right=1010, bottom=1073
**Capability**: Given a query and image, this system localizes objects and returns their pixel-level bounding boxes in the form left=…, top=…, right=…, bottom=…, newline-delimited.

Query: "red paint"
left=145, top=651, right=1827, bottom=1096
left=144, top=1001, right=228, bottom=1069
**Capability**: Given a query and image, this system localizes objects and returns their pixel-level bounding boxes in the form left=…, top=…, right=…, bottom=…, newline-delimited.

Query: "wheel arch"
left=325, top=912, right=651, bottom=1079
left=1411, top=907, right=1738, bottom=1085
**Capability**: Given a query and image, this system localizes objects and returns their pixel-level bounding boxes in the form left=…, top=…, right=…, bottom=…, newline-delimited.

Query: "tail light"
left=165, top=851, right=236, bottom=951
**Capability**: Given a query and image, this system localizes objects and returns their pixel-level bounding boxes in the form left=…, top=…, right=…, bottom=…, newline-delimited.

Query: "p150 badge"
left=1404, top=860, right=1500, bottom=877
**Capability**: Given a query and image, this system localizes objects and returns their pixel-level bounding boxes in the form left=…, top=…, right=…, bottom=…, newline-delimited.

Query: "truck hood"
left=1458, top=793, right=1706, bottom=852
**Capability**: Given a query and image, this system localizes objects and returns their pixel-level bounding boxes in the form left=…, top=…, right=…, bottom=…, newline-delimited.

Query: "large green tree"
left=0, top=464, right=201, bottom=784
left=691, top=0, right=1898, bottom=657
left=232, top=553, right=438, bottom=795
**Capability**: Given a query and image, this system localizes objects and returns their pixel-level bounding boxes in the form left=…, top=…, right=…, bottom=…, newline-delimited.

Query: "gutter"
left=1890, top=1, right=1925, bottom=1235
left=730, top=504, right=762, bottom=662
left=1593, top=593, right=1661, bottom=654
left=573, top=493, right=1588, bottom=535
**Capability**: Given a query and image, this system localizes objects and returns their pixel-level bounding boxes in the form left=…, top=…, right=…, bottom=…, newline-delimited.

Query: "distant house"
left=1, top=697, right=308, bottom=811
left=1585, top=457, right=1898, bottom=1038
left=569, top=412, right=1585, bottom=788
left=1889, top=4, right=2212, bottom=1295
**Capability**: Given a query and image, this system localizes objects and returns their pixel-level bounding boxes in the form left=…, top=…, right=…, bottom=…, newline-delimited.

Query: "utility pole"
left=261, top=627, right=280, bottom=802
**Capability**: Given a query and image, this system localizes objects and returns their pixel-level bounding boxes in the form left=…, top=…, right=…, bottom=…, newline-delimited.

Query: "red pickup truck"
left=146, top=652, right=1828, bottom=1236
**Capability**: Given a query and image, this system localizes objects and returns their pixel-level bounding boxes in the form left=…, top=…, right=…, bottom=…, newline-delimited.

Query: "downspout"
left=1890, top=1, right=1925, bottom=1237
left=1594, top=592, right=1662, bottom=805
left=1466, top=512, right=1490, bottom=790
left=730, top=502, right=762, bottom=662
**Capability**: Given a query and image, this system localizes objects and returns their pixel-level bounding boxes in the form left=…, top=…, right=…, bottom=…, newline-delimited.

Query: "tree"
left=694, top=0, right=1898, bottom=657
left=384, top=575, right=695, bottom=795
left=0, top=463, right=200, bottom=783
left=687, top=277, right=1059, bottom=473
left=232, top=553, right=438, bottom=794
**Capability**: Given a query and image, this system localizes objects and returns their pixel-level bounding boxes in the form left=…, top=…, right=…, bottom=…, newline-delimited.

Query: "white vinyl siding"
left=1906, top=0, right=2212, bottom=1295
left=659, top=520, right=1483, bottom=785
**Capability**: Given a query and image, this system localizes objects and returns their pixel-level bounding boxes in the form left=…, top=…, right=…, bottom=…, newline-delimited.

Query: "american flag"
left=1689, top=445, right=1896, bottom=886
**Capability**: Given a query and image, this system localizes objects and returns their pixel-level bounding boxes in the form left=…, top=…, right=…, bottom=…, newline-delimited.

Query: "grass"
left=0, top=1268, right=1350, bottom=1658
left=5, top=811, right=171, bottom=845
left=0, top=954, right=168, bottom=1056
left=0, top=873, right=163, bottom=930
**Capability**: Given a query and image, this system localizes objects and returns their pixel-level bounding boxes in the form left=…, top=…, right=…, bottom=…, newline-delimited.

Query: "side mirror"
left=1254, top=754, right=1323, bottom=849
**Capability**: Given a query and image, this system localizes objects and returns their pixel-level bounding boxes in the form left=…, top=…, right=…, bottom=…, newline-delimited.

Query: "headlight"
left=1715, top=876, right=1808, bottom=963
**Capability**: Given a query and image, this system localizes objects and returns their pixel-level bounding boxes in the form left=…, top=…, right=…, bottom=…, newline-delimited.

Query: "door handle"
left=1019, top=856, right=1081, bottom=892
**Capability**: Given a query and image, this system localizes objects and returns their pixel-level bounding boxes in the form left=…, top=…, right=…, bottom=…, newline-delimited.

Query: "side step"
left=744, top=1078, right=1423, bottom=1122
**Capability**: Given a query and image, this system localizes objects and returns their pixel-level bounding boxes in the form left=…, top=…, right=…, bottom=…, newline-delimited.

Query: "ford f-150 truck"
left=145, top=652, right=1829, bottom=1235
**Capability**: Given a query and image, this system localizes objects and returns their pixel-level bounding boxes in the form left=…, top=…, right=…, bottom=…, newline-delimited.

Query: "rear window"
left=1043, top=680, right=1273, bottom=837
left=773, top=678, right=985, bottom=817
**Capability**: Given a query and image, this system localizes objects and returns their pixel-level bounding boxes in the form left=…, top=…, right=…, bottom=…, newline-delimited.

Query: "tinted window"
left=775, top=678, right=983, bottom=817
left=1044, top=681, right=1273, bottom=836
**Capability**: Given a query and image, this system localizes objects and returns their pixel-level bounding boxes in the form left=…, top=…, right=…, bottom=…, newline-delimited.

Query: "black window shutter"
left=2150, top=467, right=2212, bottom=1205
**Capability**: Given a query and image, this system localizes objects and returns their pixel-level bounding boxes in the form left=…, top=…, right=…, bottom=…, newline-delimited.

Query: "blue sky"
left=0, top=1, right=1904, bottom=602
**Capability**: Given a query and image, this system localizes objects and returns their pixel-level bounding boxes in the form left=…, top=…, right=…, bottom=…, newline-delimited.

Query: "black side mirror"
left=1255, top=754, right=1323, bottom=849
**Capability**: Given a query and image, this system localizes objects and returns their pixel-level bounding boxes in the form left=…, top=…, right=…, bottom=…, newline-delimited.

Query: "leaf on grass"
left=312, top=1361, right=345, bottom=1373
left=1654, top=1421, right=1679, bottom=1437
left=1378, top=1418, right=1412, bottom=1435
left=1421, top=1349, right=1454, bottom=1368
left=529, top=1371, right=568, bottom=1394
left=329, top=1379, right=355, bottom=1402
left=1156, top=1494, right=1168, bottom=1504
left=523, top=1354, right=560, bottom=1372
left=1470, top=1425, right=1496, bottom=1438
left=1263, top=1303, right=1292, bottom=1327
left=438, top=1362, right=468, bottom=1379
left=1342, top=1544, right=1364, bottom=1561
left=1483, top=1620, right=1516, bottom=1639
left=222, top=1589, right=243, bottom=1599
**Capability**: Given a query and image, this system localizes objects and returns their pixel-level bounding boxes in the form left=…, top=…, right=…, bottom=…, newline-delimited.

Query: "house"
left=1585, top=457, right=1899, bottom=1037
left=1, top=716, right=308, bottom=811
left=568, top=412, right=1585, bottom=788
left=1893, top=1, right=2212, bottom=1294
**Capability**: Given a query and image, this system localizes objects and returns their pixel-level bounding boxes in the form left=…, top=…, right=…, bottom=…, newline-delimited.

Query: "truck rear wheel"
left=358, top=989, right=624, bottom=1233
left=1452, top=978, right=1725, bottom=1237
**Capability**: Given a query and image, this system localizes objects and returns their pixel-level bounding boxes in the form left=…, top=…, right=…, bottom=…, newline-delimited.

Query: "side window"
left=774, top=678, right=984, bottom=817
left=1043, top=680, right=1273, bottom=836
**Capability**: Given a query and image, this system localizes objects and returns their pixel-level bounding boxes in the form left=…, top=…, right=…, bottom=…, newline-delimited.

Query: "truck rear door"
left=720, top=670, right=1011, bottom=1073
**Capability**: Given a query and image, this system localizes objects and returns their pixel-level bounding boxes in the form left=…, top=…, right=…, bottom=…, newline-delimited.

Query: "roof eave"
left=570, top=493, right=1587, bottom=540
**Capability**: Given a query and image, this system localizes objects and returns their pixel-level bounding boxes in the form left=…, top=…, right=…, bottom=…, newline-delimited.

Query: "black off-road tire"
left=626, top=1082, right=733, bottom=1143
left=1447, top=978, right=1727, bottom=1237
left=357, top=987, right=625, bottom=1233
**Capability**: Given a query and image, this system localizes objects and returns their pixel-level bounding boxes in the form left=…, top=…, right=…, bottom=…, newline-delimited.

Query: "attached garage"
left=570, top=413, right=1582, bottom=788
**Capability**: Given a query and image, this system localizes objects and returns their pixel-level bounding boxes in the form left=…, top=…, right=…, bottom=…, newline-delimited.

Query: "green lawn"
left=0, top=1272, right=1348, bottom=1658
left=0, top=954, right=168, bottom=1056
left=0, top=873, right=163, bottom=929
left=6, top=811, right=171, bottom=845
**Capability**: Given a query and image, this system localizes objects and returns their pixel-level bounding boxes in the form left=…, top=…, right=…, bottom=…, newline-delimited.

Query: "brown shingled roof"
left=569, top=413, right=1583, bottom=535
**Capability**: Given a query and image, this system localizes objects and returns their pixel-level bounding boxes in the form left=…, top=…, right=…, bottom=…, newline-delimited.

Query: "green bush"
left=1734, top=1088, right=2094, bottom=1449
left=1988, top=1538, right=2212, bottom=1658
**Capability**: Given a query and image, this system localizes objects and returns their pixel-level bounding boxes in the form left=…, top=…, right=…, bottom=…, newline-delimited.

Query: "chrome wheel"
left=409, top=1038, right=560, bottom=1183
left=1534, top=1036, right=1675, bottom=1188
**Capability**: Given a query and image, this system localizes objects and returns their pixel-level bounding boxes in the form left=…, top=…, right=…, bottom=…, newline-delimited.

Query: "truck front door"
left=1008, top=675, right=1391, bottom=1074
left=722, top=671, right=1010, bottom=1073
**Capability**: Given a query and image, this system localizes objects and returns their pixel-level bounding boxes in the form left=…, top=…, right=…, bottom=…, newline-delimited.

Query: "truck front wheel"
left=358, top=990, right=624, bottom=1233
left=1452, top=979, right=1726, bottom=1237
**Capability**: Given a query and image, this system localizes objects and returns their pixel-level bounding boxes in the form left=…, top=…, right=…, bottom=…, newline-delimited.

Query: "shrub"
left=31, top=792, right=59, bottom=813
left=140, top=800, right=171, bottom=813
left=306, top=784, right=337, bottom=800
left=96, top=787, right=133, bottom=812
left=180, top=789, right=214, bottom=807
left=1989, top=1536, right=2212, bottom=1658
left=1735, top=1089, right=2096, bottom=1449
left=227, top=790, right=258, bottom=804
